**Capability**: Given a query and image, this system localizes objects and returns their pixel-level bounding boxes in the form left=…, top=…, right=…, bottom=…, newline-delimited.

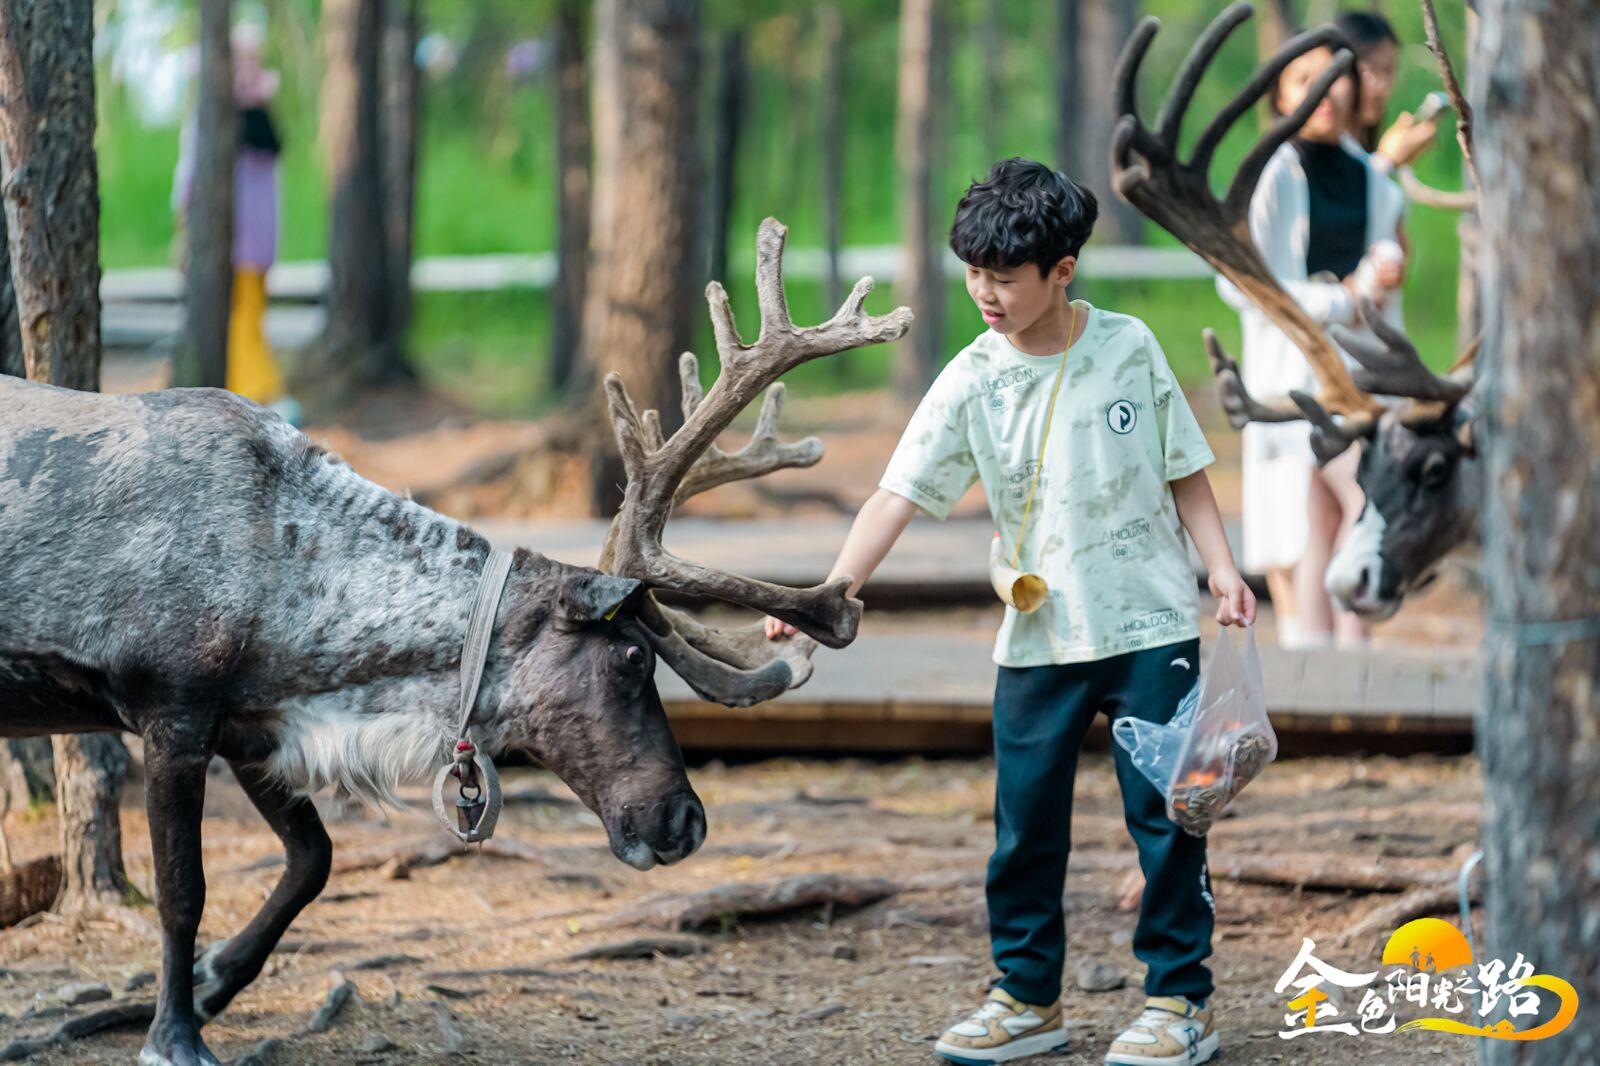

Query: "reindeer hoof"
left=191, top=939, right=231, bottom=1022
left=139, top=1029, right=223, bottom=1066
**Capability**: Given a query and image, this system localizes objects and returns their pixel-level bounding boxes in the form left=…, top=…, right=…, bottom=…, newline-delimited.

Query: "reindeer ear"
left=559, top=573, right=643, bottom=622
left=1453, top=406, right=1477, bottom=457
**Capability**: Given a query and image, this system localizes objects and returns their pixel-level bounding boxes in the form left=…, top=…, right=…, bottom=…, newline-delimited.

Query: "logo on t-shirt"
left=1107, top=399, right=1138, bottom=434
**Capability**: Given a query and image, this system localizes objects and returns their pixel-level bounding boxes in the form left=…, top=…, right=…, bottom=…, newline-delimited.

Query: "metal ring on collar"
left=432, top=752, right=503, bottom=844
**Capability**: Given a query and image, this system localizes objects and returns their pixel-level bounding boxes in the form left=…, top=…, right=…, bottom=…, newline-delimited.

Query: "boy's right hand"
left=763, top=616, right=798, bottom=640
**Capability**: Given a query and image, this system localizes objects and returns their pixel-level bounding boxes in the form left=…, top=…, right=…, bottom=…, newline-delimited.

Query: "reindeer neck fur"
left=255, top=436, right=548, bottom=803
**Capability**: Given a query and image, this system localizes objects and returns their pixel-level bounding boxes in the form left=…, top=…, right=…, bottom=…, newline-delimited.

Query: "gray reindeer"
left=1111, top=4, right=1482, bottom=620
left=0, top=219, right=908, bottom=1066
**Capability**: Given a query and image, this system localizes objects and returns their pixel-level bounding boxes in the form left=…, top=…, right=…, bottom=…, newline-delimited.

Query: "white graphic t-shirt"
left=879, top=304, right=1215, bottom=667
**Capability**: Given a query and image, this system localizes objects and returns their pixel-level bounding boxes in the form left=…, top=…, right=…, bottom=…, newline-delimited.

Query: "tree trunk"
left=382, top=0, right=420, bottom=348
left=1455, top=8, right=1480, bottom=347
left=980, top=0, right=1004, bottom=165
left=0, top=211, right=22, bottom=378
left=0, top=0, right=131, bottom=913
left=582, top=0, right=701, bottom=515
left=550, top=0, right=591, bottom=394
left=0, top=739, right=52, bottom=808
left=1071, top=0, right=1140, bottom=243
left=817, top=3, right=846, bottom=317
left=0, top=0, right=102, bottom=391
left=708, top=27, right=746, bottom=288
left=315, top=0, right=410, bottom=389
left=50, top=734, right=129, bottom=912
left=1054, top=0, right=1080, bottom=182
left=174, top=0, right=234, bottom=389
left=0, top=257, right=20, bottom=377
left=1474, top=0, right=1600, bottom=1059
left=893, top=0, right=944, bottom=404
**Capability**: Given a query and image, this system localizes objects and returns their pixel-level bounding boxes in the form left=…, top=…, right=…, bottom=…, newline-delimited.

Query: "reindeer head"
left=488, top=559, right=703, bottom=870
left=1111, top=2, right=1480, bottom=619
left=502, top=219, right=909, bottom=867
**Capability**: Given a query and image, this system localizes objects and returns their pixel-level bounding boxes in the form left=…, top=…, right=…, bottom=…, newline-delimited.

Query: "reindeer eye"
left=624, top=645, right=646, bottom=668
left=1420, top=452, right=1451, bottom=488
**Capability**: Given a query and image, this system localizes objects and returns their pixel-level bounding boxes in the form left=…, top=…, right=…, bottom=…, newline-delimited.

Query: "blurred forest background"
left=95, top=0, right=1471, bottom=415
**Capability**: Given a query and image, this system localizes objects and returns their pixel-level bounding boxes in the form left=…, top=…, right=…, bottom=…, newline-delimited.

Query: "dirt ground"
left=1, top=753, right=1485, bottom=1065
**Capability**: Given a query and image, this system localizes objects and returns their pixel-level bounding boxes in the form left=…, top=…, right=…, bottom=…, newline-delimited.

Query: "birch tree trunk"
left=174, top=0, right=234, bottom=389
left=1474, top=0, right=1600, bottom=1059
left=0, top=0, right=130, bottom=913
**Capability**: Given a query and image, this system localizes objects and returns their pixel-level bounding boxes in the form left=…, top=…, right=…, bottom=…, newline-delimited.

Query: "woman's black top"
left=239, top=106, right=281, bottom=156
left=1293, top=137, right=1367, bottom=279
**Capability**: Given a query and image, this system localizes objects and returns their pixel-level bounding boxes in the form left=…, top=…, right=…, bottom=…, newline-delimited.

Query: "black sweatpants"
left=987, top=637, right=1214, bottom=1006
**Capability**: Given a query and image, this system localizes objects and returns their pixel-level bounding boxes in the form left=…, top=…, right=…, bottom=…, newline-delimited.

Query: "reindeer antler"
left=1112, top=3, right=1480, bottom=461
left=600, top=217, right=913, bottom=707
left=1113, top=3, right=1382, bottom=432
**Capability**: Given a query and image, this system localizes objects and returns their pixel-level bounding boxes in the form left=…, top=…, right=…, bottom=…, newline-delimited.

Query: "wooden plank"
left=1363, top=652, right=1435, bottom=716
left=1429, top=648, right=1482, bottom=717
left=1295, top=649, right=1372, bottom=713
left=1259, top=646, right=1307, bottom=714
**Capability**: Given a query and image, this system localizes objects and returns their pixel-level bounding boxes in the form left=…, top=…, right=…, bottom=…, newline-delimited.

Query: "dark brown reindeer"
left=1110, top=3, right=1481, bottom=619
left=0, top=218, right=908, bottom=1066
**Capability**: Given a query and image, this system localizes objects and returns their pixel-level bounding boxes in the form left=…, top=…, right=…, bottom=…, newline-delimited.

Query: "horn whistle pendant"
left=990, top=534, right=1049, bottom=614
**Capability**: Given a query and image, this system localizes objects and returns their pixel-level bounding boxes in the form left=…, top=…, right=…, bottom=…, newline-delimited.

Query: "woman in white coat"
left=1218, top=38, right=1406, bottom=649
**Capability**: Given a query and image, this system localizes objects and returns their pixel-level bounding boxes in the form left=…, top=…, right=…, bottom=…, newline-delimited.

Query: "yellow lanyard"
left=1010, top=301, right=1079, bottom=569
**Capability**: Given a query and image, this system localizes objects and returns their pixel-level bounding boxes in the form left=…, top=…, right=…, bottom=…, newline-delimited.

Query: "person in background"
left=173, top=24, right=300, bottom=426
left=1334, top=10, right=1441, bottom=172
left=1217, top=35, right=1406, bottom=651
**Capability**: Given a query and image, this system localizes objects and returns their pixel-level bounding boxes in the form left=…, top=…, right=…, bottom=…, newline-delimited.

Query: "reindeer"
left=1110, top=2, right=1481, bottom=619
left=0, top=219, right=908, bottom=1066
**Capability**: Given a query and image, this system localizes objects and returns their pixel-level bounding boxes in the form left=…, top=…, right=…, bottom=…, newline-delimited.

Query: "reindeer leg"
left=139, top=735, right=221, bottom=1066
left=191, top=761, right=331, bottom=1022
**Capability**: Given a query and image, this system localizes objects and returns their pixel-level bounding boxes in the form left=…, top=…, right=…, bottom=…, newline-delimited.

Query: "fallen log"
left=592, top=873, right=899, bottom=931
left=561, top=936, right=710, bottom=961
left=1208, top=854, right=1452, bottom=894
left=1338, top=882, right=1481, bottom=944
left=0, top=1000, right=155, bottom=1062
left=332, top=835, right=541, bottom=877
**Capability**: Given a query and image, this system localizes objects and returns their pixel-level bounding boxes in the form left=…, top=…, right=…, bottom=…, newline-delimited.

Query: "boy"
left=766, top=159, right=1254, bottom=1065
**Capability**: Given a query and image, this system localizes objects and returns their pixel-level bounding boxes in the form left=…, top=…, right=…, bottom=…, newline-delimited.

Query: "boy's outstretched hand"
left=1209, top=567, right=1257, bottom=628
left=764, top=616, right=798, bottom=640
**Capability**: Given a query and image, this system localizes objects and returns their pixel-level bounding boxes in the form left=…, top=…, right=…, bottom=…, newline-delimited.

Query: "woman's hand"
left=1376, top=111, right=1439, bottom=169
left=764, top=616, right=797, bottom=640
left=1209, top=567, right=1257, bottom=627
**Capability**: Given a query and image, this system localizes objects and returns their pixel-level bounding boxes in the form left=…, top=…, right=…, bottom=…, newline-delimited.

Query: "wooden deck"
left=653, top=633, right=1480, bottom=755
left=476, top=518, right=1481, bottom=753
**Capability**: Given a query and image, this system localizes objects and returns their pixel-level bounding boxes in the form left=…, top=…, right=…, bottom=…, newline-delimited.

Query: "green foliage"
left=96, top=0, right=1472, bottom=411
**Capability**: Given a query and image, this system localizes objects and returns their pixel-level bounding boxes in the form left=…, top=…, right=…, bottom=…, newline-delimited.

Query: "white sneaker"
left=934, top=987, right=1067, bottom=1064
left=1105, top=997, right=1218, bottom=1066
